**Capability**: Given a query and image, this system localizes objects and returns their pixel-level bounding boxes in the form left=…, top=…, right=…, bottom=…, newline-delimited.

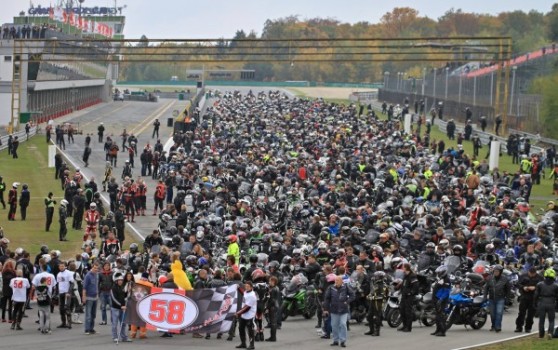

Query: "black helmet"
left=435, top=265, right=448, bottom=278
left=129, top=243, right=138, bottom=254
left=172, top=235, right=181, bottom=246
left=249, top=254, right=258, bottom=264
left=426, top=242, right=436, bottom=250
left=268, top=261, right=280, bottom=270
left=281, top=256, right=292, bottom=265
left=168, top=226, right=178, bottom=236
left=373, top=271, right=386, bottom=280
left=453, top=244, right=463, bottom=254
left=493, top=264, right=504, bottom=272
left=40, top=245, right=49, bottom=254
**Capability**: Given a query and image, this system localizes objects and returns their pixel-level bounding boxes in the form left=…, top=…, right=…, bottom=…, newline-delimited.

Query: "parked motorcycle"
left=281, top=273, right=318, bottom=321
left=445, top=278, right=488, bottom=330
left=385, top=289, right=436, bottom=328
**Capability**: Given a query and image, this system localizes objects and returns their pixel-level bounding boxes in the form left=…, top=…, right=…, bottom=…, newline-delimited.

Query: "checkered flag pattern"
left=183, top=284, right=239, bottom=334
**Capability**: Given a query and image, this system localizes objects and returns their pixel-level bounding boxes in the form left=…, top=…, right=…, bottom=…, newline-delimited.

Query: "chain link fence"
left=380, top=64, right=544, bottom=134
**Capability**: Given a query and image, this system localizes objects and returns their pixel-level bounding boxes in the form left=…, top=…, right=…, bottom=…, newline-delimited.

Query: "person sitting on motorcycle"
left=358, top=250, right=376, bottom=275
left=431, top=265, right=451, bottom=337
left=408, top=230, right=426, bottom=254
left=268, top=242, right=284, bottom=265
left=267, top=261, right=283, bottom=286
left=482, top=243, right=502, bottom=265
left=101, top=229, right=121, bottom=258
left=316, top=242, right=332, bottom=266
left=451, top=244, right=472, bottom=273
left=364, top=271, right=388, bottom=337
left=423, top=242, right=441, bottom=270
left=243, top=255, right=259, bottom=282
left=519, top=244, right=541, bottom=271
left=334, top=248, right=348, bottom=271
left=292, top=248, right=306, bottom=269
left=143, top=229, right=163, bottom=253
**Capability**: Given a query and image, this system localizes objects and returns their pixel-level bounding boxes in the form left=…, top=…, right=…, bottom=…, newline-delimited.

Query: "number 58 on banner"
left=137, top=292, right=199, bottom=331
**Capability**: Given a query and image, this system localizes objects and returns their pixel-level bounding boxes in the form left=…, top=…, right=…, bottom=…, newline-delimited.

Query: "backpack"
left=16, top=261, right=31, bottom=279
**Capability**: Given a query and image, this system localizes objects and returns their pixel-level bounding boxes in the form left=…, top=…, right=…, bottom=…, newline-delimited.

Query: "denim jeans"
left=111, top=307, right=128, bottom=340
left=99, top=291, right=111, bottom=323
left=489, top=298, right=505, bottom=330
left=85, top=299, right=98, bottom=332
left=330, top=313, right=348, bottom=343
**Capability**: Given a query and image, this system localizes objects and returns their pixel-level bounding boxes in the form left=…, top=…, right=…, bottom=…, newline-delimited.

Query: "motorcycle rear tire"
left=420, top=306, right=436, bottom=327
left=386, top=308, right=402, bottom=328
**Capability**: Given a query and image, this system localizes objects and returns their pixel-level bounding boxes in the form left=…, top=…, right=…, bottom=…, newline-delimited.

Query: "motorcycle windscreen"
left=444, top=256, right=462, bottom=275
left=417, top=254, right=433, bottom=271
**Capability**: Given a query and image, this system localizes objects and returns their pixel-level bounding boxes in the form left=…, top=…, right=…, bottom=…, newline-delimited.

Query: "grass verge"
left=0, top=136, right=139, bottom=260
left=475, top=334, right=556, bottom=350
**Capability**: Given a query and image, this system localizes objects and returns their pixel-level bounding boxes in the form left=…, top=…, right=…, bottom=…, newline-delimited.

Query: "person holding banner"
left=235, top=280, right=257, bottom=349
left=110, top=274, right=131, bottom=342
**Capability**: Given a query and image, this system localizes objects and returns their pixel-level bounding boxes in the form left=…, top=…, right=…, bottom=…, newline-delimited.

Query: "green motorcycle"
left=281, top=273, right=318, bottom=321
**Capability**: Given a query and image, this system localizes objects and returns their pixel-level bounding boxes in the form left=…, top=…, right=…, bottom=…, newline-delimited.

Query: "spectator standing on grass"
left=11, top=136, right=19, bottom=159
left=7, top=135, right=12, bottom=156
left=0, top=176, right=6, bottom=209
left=7, top=183, right=18, bottom=221
left=44, top=192, right=57, bottom=230
left=19, top=184, right=30, bottom=221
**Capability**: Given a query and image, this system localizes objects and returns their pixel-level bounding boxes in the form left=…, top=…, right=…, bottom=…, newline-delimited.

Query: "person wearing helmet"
left=251, top=268, right=268, bottom=342
left=399, top=263, right=419, bottom=333
left=243, top=255, right=259, bottom=282
left=268, top=242, right=284, bottom=265
left=364, top=271, right=388, bottom=337
left=316, top=242, right=332, bottom=266
left=431, top=266, right=451, bottom=337
left=59, top=199, right=69, bottom=241
left=514, top=266, right=543, bottom=333
left=483, top=265, right=511, bottom=333
left=534, top=268, right=558, bottom=339
left=84, top=202, right=100, bottom=241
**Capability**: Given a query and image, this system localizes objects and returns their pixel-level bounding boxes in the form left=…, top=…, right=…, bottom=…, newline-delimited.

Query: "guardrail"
left=0, top=126, right=38, bottom=151
left=508, top=128, right=558, bottom=148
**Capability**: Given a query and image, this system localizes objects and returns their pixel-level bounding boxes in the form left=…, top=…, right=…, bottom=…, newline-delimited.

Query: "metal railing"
left=0, top=125, right=38, bottom=151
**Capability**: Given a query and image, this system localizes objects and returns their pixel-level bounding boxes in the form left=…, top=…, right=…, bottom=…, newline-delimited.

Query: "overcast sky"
left=2, top=0, right=555, bottom=39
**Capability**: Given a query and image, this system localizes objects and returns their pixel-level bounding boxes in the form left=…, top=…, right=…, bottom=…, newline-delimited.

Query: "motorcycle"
left=281, top=273, right=318, bottom=321
left=445, top=278, right=488, bottom=330
left=385, top=290, right=436, bottom=328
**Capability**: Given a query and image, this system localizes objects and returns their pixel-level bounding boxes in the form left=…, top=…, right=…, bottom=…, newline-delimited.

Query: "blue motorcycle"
left=445, top=288, right=488, bottom=330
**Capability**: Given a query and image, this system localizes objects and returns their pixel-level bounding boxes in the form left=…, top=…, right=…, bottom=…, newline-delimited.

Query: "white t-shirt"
left=56, top=269, right=75, bottom=294
left=10, top=277, right=30, bottom=302
left=241, top=290, right=257, bottom=320
left=32, top=271, right=57, bottom=295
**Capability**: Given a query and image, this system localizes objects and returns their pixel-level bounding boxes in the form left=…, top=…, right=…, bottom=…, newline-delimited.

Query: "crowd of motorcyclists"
left=1, top=89, right=558, bottom=346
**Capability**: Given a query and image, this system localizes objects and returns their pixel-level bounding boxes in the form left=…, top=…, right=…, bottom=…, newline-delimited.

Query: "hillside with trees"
left=119, top=6, right=555, bottom=83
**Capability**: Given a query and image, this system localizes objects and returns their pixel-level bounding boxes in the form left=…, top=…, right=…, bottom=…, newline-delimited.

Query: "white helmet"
left=60, top=199, right=69, bottom=206
left=42, top=254, right=51, bottom=263
left=90, top=203, right=97, bottom=209
left=15, top=247, right=23, bottom=255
